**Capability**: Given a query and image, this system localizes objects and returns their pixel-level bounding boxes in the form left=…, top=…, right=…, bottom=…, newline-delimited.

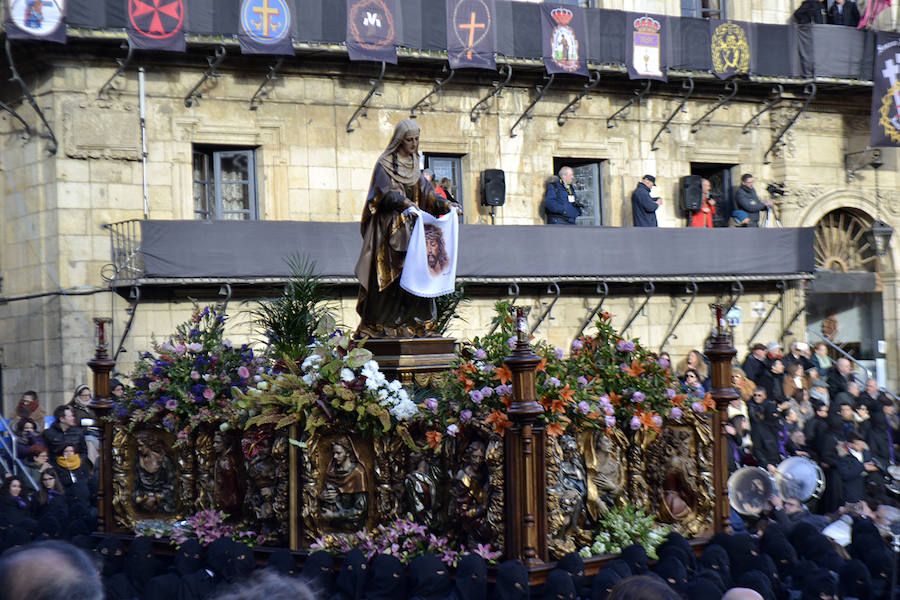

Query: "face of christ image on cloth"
left=424, top=223, right=450, bottom=277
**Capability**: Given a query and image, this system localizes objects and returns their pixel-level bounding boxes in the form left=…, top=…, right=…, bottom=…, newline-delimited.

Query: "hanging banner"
left=239, top=0, right=294, bottom=55
left=127, top=0, right=185, bottom=51
left=446, top=0, right=496, bottom=71
left=627, top=14, right=667, bottom=82
left=400, top=207, right=459, bottom=298
left=710, top=20, right=751, bottom=79
left=870, top=31, right=900, bottom=147
left=5, top=0, right=66, bottom=44
left=346, top=0, right=398, bottom=64
left=540, top=4, right=588, bottom=77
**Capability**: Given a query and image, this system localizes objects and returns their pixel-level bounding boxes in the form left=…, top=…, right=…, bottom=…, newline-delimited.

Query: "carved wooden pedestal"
left=363, top=337, right=456, bottom=386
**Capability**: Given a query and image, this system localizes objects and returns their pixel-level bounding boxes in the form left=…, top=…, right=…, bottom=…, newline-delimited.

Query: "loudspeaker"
left=681, top=175, right=703, bottom=213
left=481, top=169, right=506, bottom=207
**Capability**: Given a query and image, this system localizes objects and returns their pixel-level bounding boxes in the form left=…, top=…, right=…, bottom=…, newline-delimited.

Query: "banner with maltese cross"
left=127, top=0, right=185, bottom=52
left=540, top=5, right=588, bottom=77
left=239, top=0, right=294, bottom=55
left=346, top=0, right=398, bottom=64
left=6, top=0, right=66, bottom=44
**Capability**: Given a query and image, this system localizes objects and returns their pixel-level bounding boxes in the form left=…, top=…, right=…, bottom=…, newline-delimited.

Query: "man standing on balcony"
left=631, top=175, right=661, bottom=227
left=734, top=174, right=771, bottom=227
left=544, top=166, right=583, bottom=225
left=828, top=0, right=860, bottom=26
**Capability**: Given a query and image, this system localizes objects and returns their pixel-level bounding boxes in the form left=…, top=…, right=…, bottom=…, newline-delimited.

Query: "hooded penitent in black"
left=230, top=542, right=255, bottom=582
left=556, top=552, right=589, bottom=599
left=407, top=553, right=452, bottom=600
left=699, top=543, right=732, bottom=588
left=541, top=569, right=575, bottom=600
left=621, top=544, right=648, bottom=575
left=684, top=577, right=723, bottom=600
left=107, top=537, right=159, bottom=600
left=839, top=559, right=872, bottom=600
left=267, top=548, right=297, bottom=577
left=589, top=568, right=620, bottom=600
left=177, top=537, right=232, bottom=600
left=801, top=568, right=838, bottom=600
left=653, top=556, right=688, bottom=595
left=452, top=553, right=486, bottom=600
left=330, top=548, right=367, bottom=600
left=301, top=550, right=336, bottom=597
left=495, top=560, right=530, bottom=600
left=147, top=539, right=204, bottom=600
left=736, top=569, right=775, bottom=600
left=364, top=554, right=406, bottom=600
left=603, top=559, right=631, bottom=580
left=96, top=537, right=125, bottom=578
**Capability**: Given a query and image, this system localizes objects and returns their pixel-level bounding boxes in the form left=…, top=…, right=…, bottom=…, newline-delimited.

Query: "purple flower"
left=631, top=391, right=645, bottom=403
left=481, top=364, right=494, bottom=373
left=425, top=398, right=439, bottom=413
left=577, top=401, right=590, bottom=414
left=571, top=340, right=584, bottom=351
left=237, top=366, right=250, bottom=379
left=480, top=386, right=493, bottom=398
left=549, top=376, right=561, bottom=388
left=665, top=388, right=676, bottom=399
left=165, top=399, right=178, bottom=411
left=474, top=349, right=487, bottom=360
left=619, top=363, right=629, bottom=372
left=174, top=344, right=186, bottom=355
left=577, top=376, right=588, bottom=387
left=446, top=424, right=459, bottom=437
left=495, top=384, right=510, bottom=396
left=554, top=348, right=565, bottom=360
left=617, top=340, right=635, bottom=353
left=629, top=416, right=642, bottom=430
left=605, top=415, right=616, bottom=427
left=469, top=390, right=484, bottom=404
left=191, top=371, right=201, bottom=380
left=507, top=336, right=517, bottom=349
left=460, top=410, right=472, bottom=422
left=658, top=357, right=670, bottom=368
left=187, top=342, right=202, bottom=353
left=670, top=407, right=683, bottom=420
left=651, top=415, right=663, bottom=428
left=691, top=401, right=704, bottom=413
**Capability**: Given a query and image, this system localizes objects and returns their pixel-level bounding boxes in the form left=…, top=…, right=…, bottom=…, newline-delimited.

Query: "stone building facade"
left=1, top=0, right=897, bottom=412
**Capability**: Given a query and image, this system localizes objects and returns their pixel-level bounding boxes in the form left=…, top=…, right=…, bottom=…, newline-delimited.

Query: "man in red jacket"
left=689, top=178, right=716, bottom=228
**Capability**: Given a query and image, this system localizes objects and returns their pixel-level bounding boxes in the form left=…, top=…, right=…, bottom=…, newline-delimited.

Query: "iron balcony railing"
left=104, top=219, right=144, bottom=281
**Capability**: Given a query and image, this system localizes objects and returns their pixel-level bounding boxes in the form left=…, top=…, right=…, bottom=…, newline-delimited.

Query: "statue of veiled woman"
left=320, top=436, right=369, bottom=531
left=354, top=119, right=460, bottom=338
left=133, top=432, right=176, bottom=513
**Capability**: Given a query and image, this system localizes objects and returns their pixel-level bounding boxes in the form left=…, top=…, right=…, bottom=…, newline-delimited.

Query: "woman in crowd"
left=811, top=341, right=832, bottom=375
left=54, top=444, right=93, bottom=508
left=0, top=476, right=31, bottom=525
left=675, top=350, right=709, bottom=388
left=30, top=468, right=67, bottom=520
left=68, top=384, right=99, bottom=465
left=681, top=369, right=705, bottom=397
left=23, top=444, right=53, bottom=493
left=10, top=390, right=45, bottom=432
left=783, top=363, right=814, bottom=427
left=13, top=418, right=43, bottom=460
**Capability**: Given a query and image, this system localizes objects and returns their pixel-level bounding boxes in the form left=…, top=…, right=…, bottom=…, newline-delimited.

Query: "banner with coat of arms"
left=346, top=0, right=398, bottom=64
left=870, top=31, right=900, bottom=147
left=126, top=0, right=185, bottom=51
left=627, top=14, right=667, bottom=82
left=446, top=0, right=496, bottom=71
left=540, top=4, right=588, bottom=77
left=239, top=0, right=294, bottom=55
left=5, top=0, right=66, bottom=44
left=709, top=20, right=750, bottom=79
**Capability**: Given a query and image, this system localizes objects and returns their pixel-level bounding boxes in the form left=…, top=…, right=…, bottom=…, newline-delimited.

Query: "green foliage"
left=579, top=504, right=670, bottom=559
left=253, top=255, right=335, bottom=362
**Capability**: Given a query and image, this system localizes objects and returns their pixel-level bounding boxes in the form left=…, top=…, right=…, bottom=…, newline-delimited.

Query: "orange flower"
left=608, top=391, right=622, bottom=406
left=494, top=364, right=513, bottom=385
left=600, top=311, right=612, bottom=321
left=703, top=392, right=716, bottom=410
left=558, top=384, right=575, bottom=403
left=502, top=395, right=513, bottom=410
left=549, top=398, right=566, bottom=414
left=622, top=359, right=645, bottom=377
left=536, top=358, right=548, bottom=372
left=425, top=430, right=443, bottom=449
left=672, top=393, right=687, bottom=407
left=485, top=409, right=514, bottom=436
left=459, top=361, right=477, bottom=374
left=547, top=422, right=566, bottom=437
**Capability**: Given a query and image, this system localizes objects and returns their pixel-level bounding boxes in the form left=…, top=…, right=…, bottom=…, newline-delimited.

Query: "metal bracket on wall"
left=5, top=39, right=57, bottom=154
left=97, top=39, right=134, bottom=100
left=510, top=73, right=555, bottom=138
left=346, top=61, right=386, bottom=133
left=651, top=77, right=694, bottom=151
left=184, top=45, right=227, bottom=108
left=530, top=282, right=560, bottom=335
left=747, top=280, right=786, bottom=347
left=217, top=283, right=233, bottom=316
left=0, top=99, right=32, bottom=139
left=620, top=282, right=655, bottom=335
left=409, top=65, right=455, bottom=118
left=486, top=282, right=520, bottom=336
left=574, top=281, right=609, bottom=343
left=557, top=70, right=601, bottom=127
left=606, top=80, right=651, bottom=129
left=845, top=148, right=883, bottom=183
left=725, top=280, right=744, bottom=314
left=659, top=281, right=699, bottom=354
left=742, top=83, right=784, bottom=134
left=690, top=79, right=738, bottom=134
left=763, top=83, right=816, bottom=165
left=114, top=286, right=141, bottom=362
left=249, top=58, right=283, bottom=111
left=470, top=64, right=512, bottom=124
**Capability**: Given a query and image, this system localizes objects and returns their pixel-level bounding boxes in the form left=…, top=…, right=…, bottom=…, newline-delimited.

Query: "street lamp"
left=866, top=219, right=894, bottom=257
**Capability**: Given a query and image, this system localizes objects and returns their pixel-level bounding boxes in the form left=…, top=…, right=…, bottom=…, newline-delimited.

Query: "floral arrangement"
left=310, top=517, right=501, bottom=566
left=134, top=519, right=174, bottom=539
left=233, top=331, right=419, bottom=442
left=132, top=510, right=264, bottom=547
left=578, top=504, right=670, bottom=559
left=115, top=305, right=264, bottom=444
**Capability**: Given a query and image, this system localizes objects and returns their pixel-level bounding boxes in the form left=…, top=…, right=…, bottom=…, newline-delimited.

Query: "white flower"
left=387, top=379, right=402, bottom=393
left=340, top=368, right=355, bottom=382
left=302, top=373, right=318, bottom=386
left=301, top=354, right=323, bottom=372
left=365, top=377, right=382, bottom=392
left=202, top=374, right=213, bottom=382
left=389, top=398, right=418, bottom=420
left=361, top=360, right=380, bottom=379
left=396, top=389, right=409, bottom=403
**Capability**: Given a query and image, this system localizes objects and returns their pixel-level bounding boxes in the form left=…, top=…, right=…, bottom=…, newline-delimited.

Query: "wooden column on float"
left=503, top=307, right=548, bottom=565
left=87, top=318, right=116, bottom=534
left=704, top=305, right=738, bottom=534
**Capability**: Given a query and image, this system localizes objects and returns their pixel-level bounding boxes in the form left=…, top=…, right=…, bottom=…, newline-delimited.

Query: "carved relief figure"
left=584, top=432, right=622, bottom=521
left=452, top=440, right=488, bottom=545
left=551, top=435, right=586, bottom=538
left=213, top=430, right=246, bottom=519
left=404, top=449, right=444, bottom=530
left=320, top=436, right=369, bottom=531
left=132, top=431, right=176, bottom=513
left=243, top=428, right=277, bottom=531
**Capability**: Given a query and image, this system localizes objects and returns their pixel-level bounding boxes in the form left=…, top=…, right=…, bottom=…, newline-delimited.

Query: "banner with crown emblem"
left=346, top=0, right=398, bottom=64
left=709, top=20, right=750, bottom=79
left=446, top=0, right=496, bottom=71
left=5, top=0, right=66, bottom=43
left=870, top=32, right=900, bottom=147
left=127, top=0, right=185, bottom=51
left=540, top=4, right=588, bottom=77
left=627, top=13, right=667, bottom=82
left=239, top=0, right=294, bottom=55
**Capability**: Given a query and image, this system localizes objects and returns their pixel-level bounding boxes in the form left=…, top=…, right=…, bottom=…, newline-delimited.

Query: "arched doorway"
left=808, top=208, right=883, bottom=373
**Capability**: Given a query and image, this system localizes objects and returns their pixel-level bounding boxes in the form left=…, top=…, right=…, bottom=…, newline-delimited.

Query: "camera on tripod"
left=766, top=183, right=785, bottom=196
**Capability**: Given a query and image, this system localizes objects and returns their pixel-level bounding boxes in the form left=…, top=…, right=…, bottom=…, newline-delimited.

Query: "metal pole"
left=139, top=67, right=149, bottom=220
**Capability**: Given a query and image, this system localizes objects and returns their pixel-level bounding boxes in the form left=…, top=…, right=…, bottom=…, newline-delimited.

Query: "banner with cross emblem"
left=627, top=13, right=667, bottom=82
left=446, top=0, right=495, bottom=71
left=346, top=0, right=398, bottom=64
left=540, top=4, right=588, bottom=77
left=239, top=0, right=294, bottom=55
left=5, top=0, right=66, bottom=43
left=126, top=0, right=185, bottom=51
left=870, top=31, right=900, bottom=147
left=709, top=20, right=750, bottom=79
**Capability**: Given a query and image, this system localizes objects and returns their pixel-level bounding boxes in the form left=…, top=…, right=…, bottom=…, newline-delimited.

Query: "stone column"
left=503, top=308, right=547, bottom=565
left=87, top=318, right=115, bottom=533
left=705, top=305, right=738, bottom=534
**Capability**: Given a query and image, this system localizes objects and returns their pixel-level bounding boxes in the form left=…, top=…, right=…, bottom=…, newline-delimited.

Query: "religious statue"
left=132, top=431, right=176, bottom=513
left=354, top=119, right=461, bottom=338
left=320, top=436, right=369, bottom=531
left=451, top=440, right=488, bottom=546
left=243, top=428, right=277, bottom=528
left=213, top=430, right=246, bottom=519
left=404, top=449, right=444, bottom=530
left=584, top=433, right=622, bottom=521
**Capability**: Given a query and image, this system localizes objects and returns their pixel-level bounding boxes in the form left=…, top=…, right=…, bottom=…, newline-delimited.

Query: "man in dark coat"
left=631, top=175, right=661, bottom=227
left=544, top=166, right=583, bottom=225
left=749, top=390, right=782, bottom=474
left=42, top=405, right=87, bottom=459
left=742, top=343, right=768, bottom=385
left=827, top=357, right=855, bottom=400
left=828, top=0, right=860, bottom=26
left=733, top=173, right=771, bottom=227
left=794, top=0, right=826, bottom=23
left=837, top=433, right=879, bottom=503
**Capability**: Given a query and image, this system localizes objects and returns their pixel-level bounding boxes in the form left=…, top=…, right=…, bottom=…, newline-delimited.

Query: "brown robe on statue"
left=355, top=119, right=452, bottom=337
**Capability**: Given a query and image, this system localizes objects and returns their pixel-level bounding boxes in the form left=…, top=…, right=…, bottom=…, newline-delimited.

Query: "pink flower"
left=203, top=388, right=215, bottom=400
left=165, top=399, right=178, bottom=410
left=237, top=366, right=250, bottom=379
left=191, top=371, right=201, bottom=380
left=187, top=342, right=202, bottom=353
